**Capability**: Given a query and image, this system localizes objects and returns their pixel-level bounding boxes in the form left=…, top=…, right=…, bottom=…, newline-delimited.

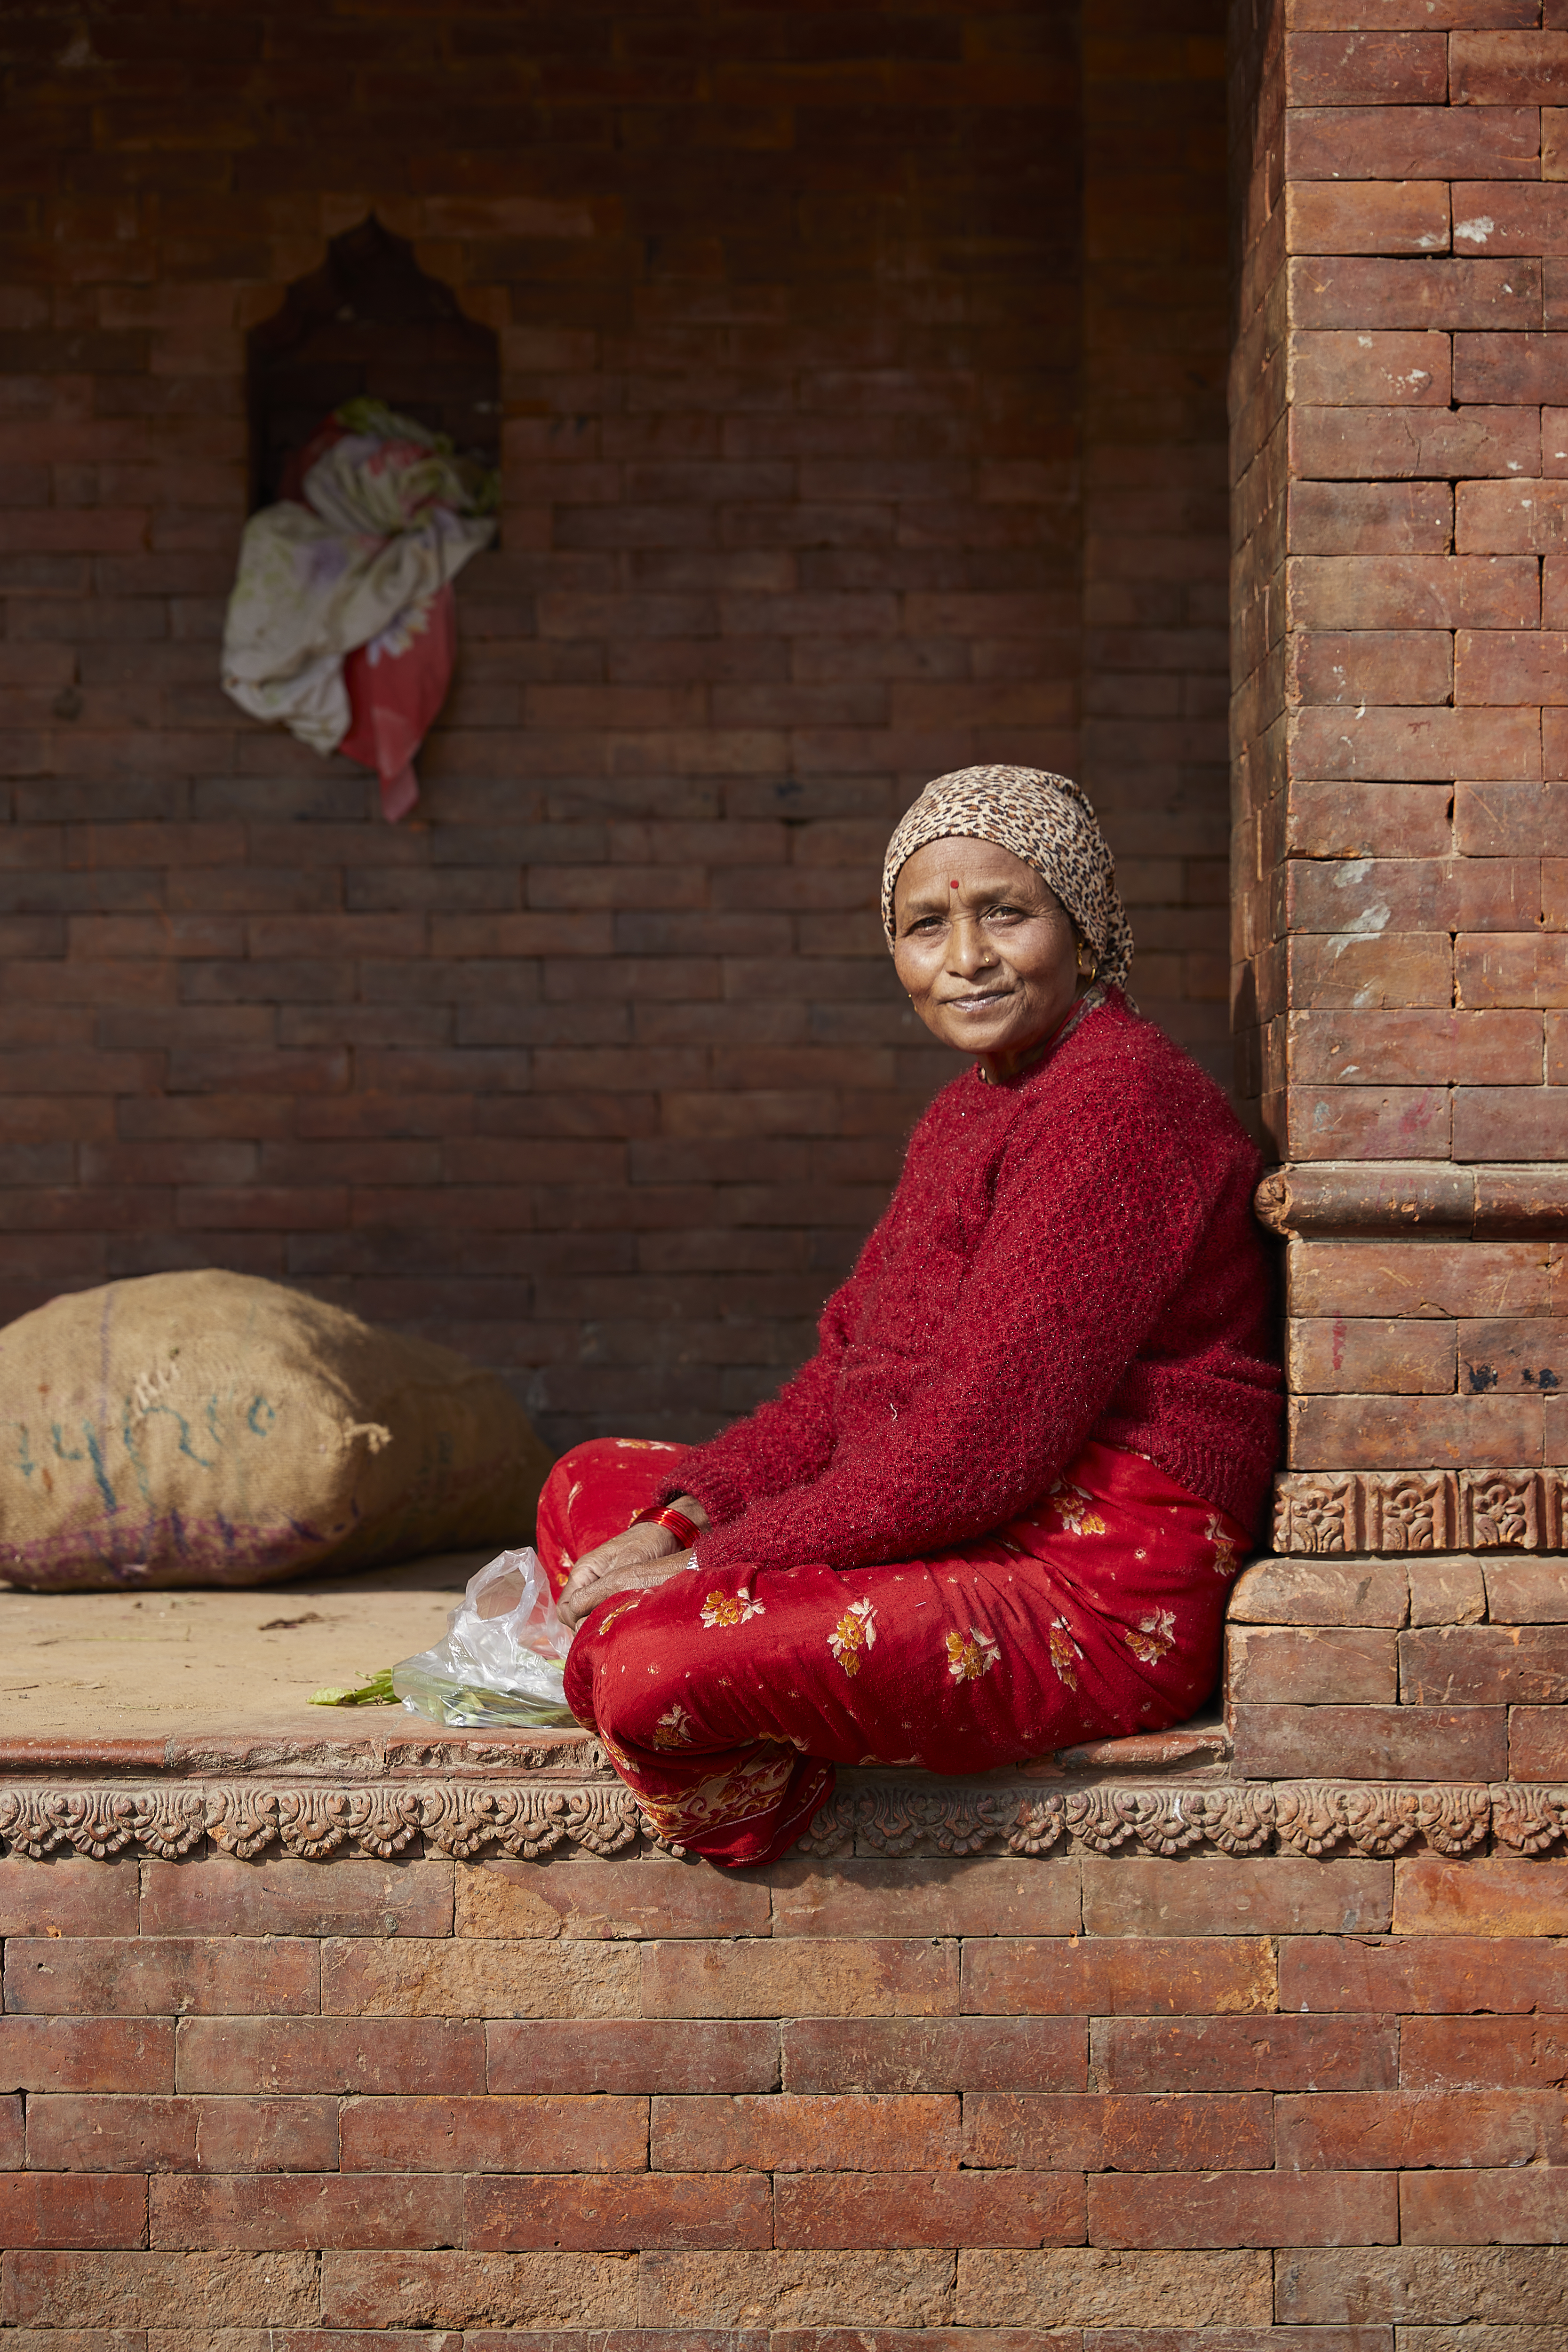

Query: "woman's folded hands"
left=557, top=1494, right=709, bottom=1633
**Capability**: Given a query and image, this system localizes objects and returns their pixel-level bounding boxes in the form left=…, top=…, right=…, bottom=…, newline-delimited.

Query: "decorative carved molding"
left=1366, top=1470, right=1454, bottom=1554
left=798, top=1778, right=1502, bottom=1860
left=1274, top=1469, right=1566, bottom=1555
left=1463, top=1468, right=1542, bottom=1551
left=0, top=1775, right=1564, bottom=1863
left=1254, top=1160, right=1568, bottom=1239
left=0, top=1780, right=642, bottom=1864
left=1274, top=1471, right=1362, bottom=1554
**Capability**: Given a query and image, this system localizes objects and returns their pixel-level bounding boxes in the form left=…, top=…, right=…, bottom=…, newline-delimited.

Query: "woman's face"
left=892, top=836, right=1080, bottom=1079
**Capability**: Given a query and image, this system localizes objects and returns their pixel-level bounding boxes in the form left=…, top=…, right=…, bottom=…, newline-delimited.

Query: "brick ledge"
left=1255, top=1160, right=1568, bottom=1237
left=2, top=1772, right=1563, bottom=1865
left=0, top=1709, right=1231, bottom=1782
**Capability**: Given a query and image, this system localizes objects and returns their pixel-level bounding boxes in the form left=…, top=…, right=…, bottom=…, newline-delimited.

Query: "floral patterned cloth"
left=540, top=1434, right=1247, bottom=1868
left=220, top=404, right=495, bottom=822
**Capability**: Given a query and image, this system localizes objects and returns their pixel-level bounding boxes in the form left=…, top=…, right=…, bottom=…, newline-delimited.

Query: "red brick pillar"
left=1229, top=6, right=1568, bottom=1773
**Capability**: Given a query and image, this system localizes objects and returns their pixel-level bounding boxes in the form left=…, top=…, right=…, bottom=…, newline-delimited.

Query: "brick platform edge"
left=1, top=1708, right=1567, bottom=2336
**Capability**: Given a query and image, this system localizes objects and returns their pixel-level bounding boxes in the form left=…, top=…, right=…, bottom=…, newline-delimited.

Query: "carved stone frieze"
left=1364, top=1471, right=1456, bottom=1554
left=1275, top=1469, right=1568, bottom=1554
left=1272, top=1473, right=1360, bottom=1555
left=1463, top=1468, right=1542, bottom=1551
left=1492, top=1782, right=1568, bottom=1853
left=0, top=1779, right=643, bottom=1864
left=0, top=1775, right=1560, bottom=1863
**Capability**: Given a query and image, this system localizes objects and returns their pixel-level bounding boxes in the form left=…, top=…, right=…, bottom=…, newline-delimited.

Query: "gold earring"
left=1076, top=941, right=1098, bottom=982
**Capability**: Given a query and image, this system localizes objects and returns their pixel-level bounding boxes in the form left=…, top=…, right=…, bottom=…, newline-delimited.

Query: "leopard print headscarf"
left=880, top=764, right=1134, bottom=993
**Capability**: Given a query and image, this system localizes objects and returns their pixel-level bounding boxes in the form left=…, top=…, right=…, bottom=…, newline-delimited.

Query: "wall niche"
left=247, top=215, right=500, bottom=509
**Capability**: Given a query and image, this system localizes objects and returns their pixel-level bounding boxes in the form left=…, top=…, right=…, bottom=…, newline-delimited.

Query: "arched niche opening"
left=247, top=215, right=501, bottom=510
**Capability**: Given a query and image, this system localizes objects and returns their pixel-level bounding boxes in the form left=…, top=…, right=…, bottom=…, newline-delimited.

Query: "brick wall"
left=1227, top=1539, right=1568, bottom=1776
left=0, top=0, right=1230, bottom=1447
left=1231, top=0, right=1568, bottom=1541
left=1084, top=10, right=1234, bottom=1068
left=3, top=1836, right=1567, bottom=2335
left=1235, top=0, right=1568, bottom=1170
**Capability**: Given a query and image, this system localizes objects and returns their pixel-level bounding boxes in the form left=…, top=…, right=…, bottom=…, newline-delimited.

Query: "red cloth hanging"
left=225, top=403, right=492, bottom=824
left=338, top=580, right=456, bottom=824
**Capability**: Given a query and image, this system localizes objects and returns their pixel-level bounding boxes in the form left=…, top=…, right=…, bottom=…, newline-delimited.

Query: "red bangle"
left=631, top=1503, right=703, bottom=1550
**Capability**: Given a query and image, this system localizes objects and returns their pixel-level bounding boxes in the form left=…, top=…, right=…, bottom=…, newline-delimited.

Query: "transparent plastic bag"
left=392, top=1547, right=576, bottom=1728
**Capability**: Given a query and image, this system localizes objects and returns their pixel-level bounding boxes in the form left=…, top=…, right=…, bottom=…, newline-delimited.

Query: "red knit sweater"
left=671, top=993, right=1283, bottom=1575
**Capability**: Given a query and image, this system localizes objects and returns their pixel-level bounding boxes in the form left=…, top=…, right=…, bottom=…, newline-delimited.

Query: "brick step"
left=1223, top=1554, right=1568, bottom=1783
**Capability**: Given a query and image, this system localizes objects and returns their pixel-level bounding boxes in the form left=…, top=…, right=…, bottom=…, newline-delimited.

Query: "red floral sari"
left=539, top=1436, right=1246, bottom=1868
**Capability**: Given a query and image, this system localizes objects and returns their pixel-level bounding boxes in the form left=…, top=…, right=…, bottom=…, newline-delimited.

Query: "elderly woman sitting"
left=534, top=766, right=1282, bottom=1866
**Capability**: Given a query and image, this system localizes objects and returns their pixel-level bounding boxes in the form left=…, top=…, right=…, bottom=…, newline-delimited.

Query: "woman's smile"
left=892, top=837, right=1082, bottom=1081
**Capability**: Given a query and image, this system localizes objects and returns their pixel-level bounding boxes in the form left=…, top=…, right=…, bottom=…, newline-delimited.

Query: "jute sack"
left=0, top=1270, right=554, bottom=1590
